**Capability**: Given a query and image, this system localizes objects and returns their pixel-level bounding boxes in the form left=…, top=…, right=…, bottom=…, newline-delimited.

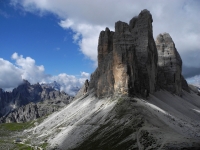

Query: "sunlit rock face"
left=89, top=9, right=158, bottom=98
left=112, top=21, right=136, bottom=96
left=156, top=33, right=182, bottom=95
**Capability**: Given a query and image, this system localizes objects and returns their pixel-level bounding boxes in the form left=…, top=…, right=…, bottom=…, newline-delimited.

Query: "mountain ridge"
left=0, top=80, right=73, bottom=123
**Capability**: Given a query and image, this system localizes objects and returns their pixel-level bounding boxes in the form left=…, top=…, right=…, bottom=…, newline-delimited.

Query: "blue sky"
left=0, top=2, right=94, bottom=76
left=0, top=0, right=200, bottom=94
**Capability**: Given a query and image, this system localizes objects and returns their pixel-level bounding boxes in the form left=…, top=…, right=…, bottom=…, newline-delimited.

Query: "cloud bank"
left=0, top=53, right=89, bottom=95
left=182, top=65, right=200, bottom=78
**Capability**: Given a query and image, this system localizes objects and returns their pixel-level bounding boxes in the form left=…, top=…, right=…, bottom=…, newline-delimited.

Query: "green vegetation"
left=16, top=143, right=33, bottom=150
left=0, top=115, right=49, bottom=150
left=0, top=122, right=34, bottom=131
left=41, top=142, right=48, bottom=149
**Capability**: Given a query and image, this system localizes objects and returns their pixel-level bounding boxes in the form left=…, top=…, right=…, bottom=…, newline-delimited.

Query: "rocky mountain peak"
left=89, top=9, right=158, bottom=98
left=87, top=9, right=188, bottom=98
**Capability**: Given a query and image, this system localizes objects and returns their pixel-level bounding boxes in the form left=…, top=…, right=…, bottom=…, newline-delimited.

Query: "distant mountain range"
left=41, top=81, right=80, bottom=95
left=0, top=80, right=73, bottom=123
left=41, top=81, right=62, bottom=91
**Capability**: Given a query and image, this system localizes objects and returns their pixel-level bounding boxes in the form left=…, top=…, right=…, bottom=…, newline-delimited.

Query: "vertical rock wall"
left=112, top=21, right=136, bottom=96
left=89, top=9, right=158, bottom=98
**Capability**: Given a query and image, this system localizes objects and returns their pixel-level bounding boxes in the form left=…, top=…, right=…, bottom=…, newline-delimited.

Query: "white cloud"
left=12, top=52, right=46, bottom=84
left=0, top=58, right=23, bottom=90
left=59, top=20, right=103, bottom=63
left=46, top=72, right=89, bottom=96
left=81, top=72, right=90, bottom=78
left=10, top=0, right=200, bottom=68
left=0, top=53, right=90, bottom=95
left=187, top=75, right=200, bottom=87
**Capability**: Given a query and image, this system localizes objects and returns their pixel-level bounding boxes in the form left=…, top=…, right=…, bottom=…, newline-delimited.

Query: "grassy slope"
left=0, top=116, right=48, bottom=150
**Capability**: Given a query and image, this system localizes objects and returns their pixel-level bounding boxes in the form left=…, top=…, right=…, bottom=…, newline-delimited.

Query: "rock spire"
left=89, top=9, right=158, bottom=97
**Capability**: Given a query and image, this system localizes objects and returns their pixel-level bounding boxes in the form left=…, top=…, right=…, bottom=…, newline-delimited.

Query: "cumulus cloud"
left=80, top=72, right=90, bottom=78
left=0, top=58, right=23, bottom=90
left=12, top=52, right=47, bottom=84
left=0, top=53, right=90, bottom=95
left=46, top=72, right=89, bottom=96
left=59, top=19, right=103, bottom=63
left=187, top=75, right=200, bottom=87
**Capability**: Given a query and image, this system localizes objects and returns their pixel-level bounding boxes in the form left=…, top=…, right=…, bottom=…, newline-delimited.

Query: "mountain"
left=41, top=81, right=62, bottom=91
left=0, top=80, right=73, bottom=123
left=41, top=81, right=80, bottom=95
left=89, top=10, right=188, bottom=98
left=7, top=9, right=200, bottom=149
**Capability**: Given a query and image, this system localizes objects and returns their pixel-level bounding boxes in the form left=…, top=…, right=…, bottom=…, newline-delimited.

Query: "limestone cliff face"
left=156, top=33, right=182, bottom=95
left=89, top=9, right=158, bottom=97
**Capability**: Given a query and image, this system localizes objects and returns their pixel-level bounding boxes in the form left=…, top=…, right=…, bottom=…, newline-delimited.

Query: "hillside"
left=21, top=90, right=200, bottom=149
